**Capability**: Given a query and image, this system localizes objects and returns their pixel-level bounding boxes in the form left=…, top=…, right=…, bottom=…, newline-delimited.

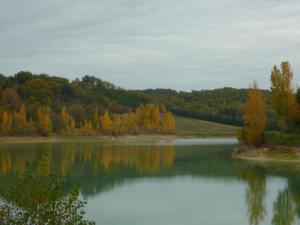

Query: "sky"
left=0, top=0, right=299, bottom=91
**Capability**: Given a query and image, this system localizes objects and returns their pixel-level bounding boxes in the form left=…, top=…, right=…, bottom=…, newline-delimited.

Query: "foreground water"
left=0, top=138, right=300, bottom=225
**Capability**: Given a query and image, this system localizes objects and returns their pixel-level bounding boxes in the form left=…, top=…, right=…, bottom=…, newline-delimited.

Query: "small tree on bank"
left=238, top=81, right=267, bottom=146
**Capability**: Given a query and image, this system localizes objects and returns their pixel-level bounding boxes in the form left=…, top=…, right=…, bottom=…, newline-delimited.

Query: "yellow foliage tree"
left=271, top=61, right=298, bottom=130
left=12, top=104, right=27, bottom=134
left=70, top=117, right=76, bottom=134
left=101, top=111, right=112, bottom=134
left=80, top=120, right=93, bottom=135
left=37, top=106, right=52, bottom=136
left=1, top=110, right=12, bottom=135
left=164, top=111, right=175, bottom=133
left=239, top=81, right=267, bottom=146
left=112, top=115, right=122, bottom=135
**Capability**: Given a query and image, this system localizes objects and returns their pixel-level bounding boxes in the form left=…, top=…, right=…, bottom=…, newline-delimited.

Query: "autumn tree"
left=238, top=81, right=267, bottom=146
left=12, top=104, right=29, bottom=135
left=101, top=111, right=112, bottom=134
left=270, top=62, right=298, bottom=130
left=0, top=110, right=12, bottom=135
left=80, top=120, right=93, bottom=135
left=70, top=117, right=76, bottom=134
left=59, top=105, right=75, bottom=134
left=37, top=106, right=52, bottom=136
left=112, top=115, right=122, bottom=135
left=164, top=111, right=175, bottom=133
left=136, top=104, right=161, bottom=132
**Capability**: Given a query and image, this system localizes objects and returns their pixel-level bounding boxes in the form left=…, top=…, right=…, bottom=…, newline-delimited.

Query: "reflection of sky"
left=86, top=176, right=286, bottom=225
left=159, top=138, right=237, bottom=145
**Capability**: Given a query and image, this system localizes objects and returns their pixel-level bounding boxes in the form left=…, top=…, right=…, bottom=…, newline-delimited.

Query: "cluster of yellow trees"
left=239, top=61, right=300, bottom=146
left=0, top=103, right=175, bottom=136
left=81, top=104, right=176, bottom=135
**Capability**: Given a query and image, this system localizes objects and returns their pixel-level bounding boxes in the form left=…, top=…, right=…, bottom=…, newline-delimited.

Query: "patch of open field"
left=174, top=115, right=239, bottom=136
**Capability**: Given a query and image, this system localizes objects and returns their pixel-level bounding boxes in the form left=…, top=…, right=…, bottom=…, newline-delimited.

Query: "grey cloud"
left=0, top=0, right=299, bottom=90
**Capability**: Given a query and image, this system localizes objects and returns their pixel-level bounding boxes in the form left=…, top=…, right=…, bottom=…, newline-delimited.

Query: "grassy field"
left=174, top=115, right=239, bottom=136
left=265, top=131, right=300, bottom=146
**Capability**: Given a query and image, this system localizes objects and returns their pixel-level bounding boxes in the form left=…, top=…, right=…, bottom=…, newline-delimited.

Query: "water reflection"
left=239, top=166, right=266, bottom=225
left=0, top=150, right=94, bottom=225
left=0, top=142, right=300, bottom=224
left=0, top=143, right=175, bottom=177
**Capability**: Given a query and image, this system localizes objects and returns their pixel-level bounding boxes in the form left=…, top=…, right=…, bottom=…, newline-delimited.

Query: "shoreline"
left=232, top=145, right=300, bottom=163
left=0, top=134, right=236, bottom=144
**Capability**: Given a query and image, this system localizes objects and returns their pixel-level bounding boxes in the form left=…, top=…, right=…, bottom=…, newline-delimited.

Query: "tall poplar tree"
left=239, top=81, right=267, bottom=146
left=270, top=61, right=297, bottom=130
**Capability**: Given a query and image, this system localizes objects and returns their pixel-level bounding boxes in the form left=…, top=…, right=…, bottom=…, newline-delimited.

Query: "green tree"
left=270, top=62, right=297, bottom=130
left=0, top=150, right=95, bottom=225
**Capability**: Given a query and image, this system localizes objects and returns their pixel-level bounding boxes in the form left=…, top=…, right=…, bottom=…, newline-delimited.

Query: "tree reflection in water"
left=272, top=183, right=295, bottom=225
left=240, top=163, right=300, bottom=225
left=240, top=165, right=266, bottom=225
left=0, top=150, right=95, bottom=225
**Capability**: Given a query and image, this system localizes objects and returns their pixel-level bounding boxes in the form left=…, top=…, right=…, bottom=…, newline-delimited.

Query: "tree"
left=164, top=111, right=175, bottom=133
left=101, top=111, right=112, bottom=134
left=70, top=117, right=76, bottom=134
left=112, top=115, right=122, bottom=135
left=0, top=88, right=22, bottom=112
left=80, top=120, right=93, bottom=135
left=270, top=62, right=297, bottom=130
left=239, top=81, right=267, bottom=146
left=12, top=104, right=28, bottom=135
left=59, top=105, right=74, bottom=134
left=1, top=110, right=12, bottom=135
left=37, top=106, right=52, bottom=136
left=0, top=150, right=95, bottom=225
left=69, top=104, right=85, bottom=128
left=93, top=108, right=101, bottom=131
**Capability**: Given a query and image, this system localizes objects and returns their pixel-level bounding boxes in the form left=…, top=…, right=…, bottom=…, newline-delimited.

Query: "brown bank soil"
left=233, top=145, right=300, bottom=163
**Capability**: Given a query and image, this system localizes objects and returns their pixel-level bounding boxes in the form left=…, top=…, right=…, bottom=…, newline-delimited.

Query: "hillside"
left=175, top=115, right=238, bottom=136
left=0, top=71, right=276, bottom=128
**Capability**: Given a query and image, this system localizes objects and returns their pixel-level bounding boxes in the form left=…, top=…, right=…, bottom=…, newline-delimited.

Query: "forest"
left=0, top=72, right=176, bottom=136
left=0, top=69, right=299, bottom=136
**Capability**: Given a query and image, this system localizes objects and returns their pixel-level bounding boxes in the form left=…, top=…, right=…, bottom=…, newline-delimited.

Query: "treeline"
left=0, top=71, right=277, bottom=128
left=239, top=61, right=300, bottom=146
left=0, top=103, right=175, bottom=136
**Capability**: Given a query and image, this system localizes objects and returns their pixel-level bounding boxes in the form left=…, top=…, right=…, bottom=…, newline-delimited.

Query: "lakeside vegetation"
left=236, top=61, right=300, bottom=161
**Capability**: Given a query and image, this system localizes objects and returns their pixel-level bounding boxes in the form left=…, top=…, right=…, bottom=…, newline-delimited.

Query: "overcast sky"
left=0, top=0, right=299, bottom=90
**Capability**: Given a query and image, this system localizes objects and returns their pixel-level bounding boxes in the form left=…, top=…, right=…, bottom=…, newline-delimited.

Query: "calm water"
left=1, top=138, right=300, bottom=225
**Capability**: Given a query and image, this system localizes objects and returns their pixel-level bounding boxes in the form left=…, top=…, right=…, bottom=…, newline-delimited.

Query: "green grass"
left=265, top=131, right=300, bottom=147
left=266, top=149, right=297, bottom=160
left=174, top=115, right=239, bottom=136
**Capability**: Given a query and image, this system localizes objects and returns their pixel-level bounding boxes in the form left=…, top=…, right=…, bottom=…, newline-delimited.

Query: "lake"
left=0, top=138, right=300, bottom=225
